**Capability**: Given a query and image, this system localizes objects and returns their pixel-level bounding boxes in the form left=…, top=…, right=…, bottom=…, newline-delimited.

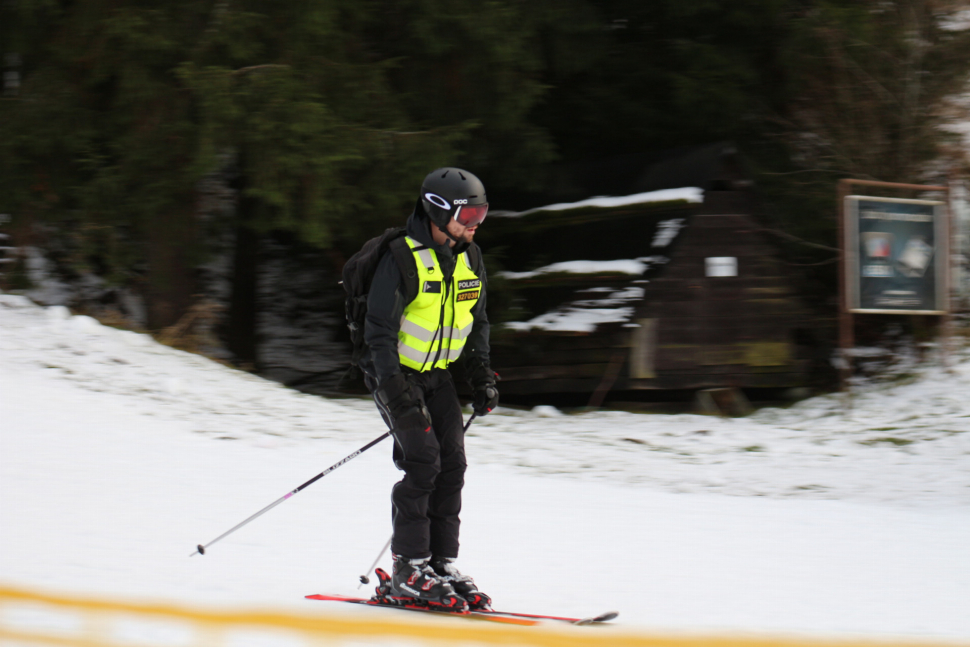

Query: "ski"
left=305, top=592, right=539, bottom=625
left=308, top=566, right=617, bottom=626
left=306, top=592, right=617, bottom=625
left=486, top=609, right=619, bottom=625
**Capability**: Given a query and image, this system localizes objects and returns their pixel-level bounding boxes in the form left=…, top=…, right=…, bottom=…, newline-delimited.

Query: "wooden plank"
left=492, top=331, right=631, bottom=351
left=626, top=372, right=807, bottom=390
left=629, top=318, right=658, bottom=379
left=494, top=347, right=630, bottom=368
left=495, top=363, right=617, bottom=381
left=650, top=342, right=796, bottom=369
left=500, top=369, right=810, bottom=394
left=498, top=378, right=603, bottom=395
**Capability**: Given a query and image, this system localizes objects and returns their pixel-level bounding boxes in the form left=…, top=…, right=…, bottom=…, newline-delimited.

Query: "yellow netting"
left=0, top=584, right=961, bottom=647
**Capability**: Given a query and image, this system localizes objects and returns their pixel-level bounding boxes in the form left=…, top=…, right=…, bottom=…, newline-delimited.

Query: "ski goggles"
left=453, top=203, right=488, bottom=228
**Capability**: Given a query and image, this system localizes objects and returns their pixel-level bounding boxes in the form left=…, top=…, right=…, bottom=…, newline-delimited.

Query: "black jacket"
left=360, top=209, right=491, bottom=386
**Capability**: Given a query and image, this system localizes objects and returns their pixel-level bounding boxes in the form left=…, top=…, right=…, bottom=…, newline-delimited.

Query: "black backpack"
left=342, top=227, right=417, bottom=372
left=341, top=226, right=484, bottom=374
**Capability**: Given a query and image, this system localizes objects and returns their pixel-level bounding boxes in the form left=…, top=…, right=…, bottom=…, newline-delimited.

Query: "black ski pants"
left=367, top=368, right=467, bottom=560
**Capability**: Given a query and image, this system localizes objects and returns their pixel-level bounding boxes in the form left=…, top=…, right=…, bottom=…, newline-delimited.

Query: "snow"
left=496, top=257, right=667, bottom=333
left=940, top=7, right=970, bottom=31
left=504, top=285, right=646, bottom=332
left=651, top=218, right=686, bottom=247
left=505, top=306, right=634, bottom=333
left=493, top=187, right=704, bottom=218
left=2, top=293, right=970, bottom=641
left=497, top=259, right=651, bottom=280
left=495, top=257, right=671, bottom=333
left=21, top=246, right=73, bottom=306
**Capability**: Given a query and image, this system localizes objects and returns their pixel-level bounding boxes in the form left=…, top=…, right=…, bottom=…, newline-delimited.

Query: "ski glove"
left=473, top=384, right=500, bottom=417
left=466, top=359, right=499, bottom=417
left=376, top=373, right=431, bottom=433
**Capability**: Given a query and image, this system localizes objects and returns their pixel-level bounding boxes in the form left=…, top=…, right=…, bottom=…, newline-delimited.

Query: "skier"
left=360, top=167, right=500, bottom=611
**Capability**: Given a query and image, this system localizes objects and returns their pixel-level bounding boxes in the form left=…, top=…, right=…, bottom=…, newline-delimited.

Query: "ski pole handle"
left=191, top=431, right=391, bottom=557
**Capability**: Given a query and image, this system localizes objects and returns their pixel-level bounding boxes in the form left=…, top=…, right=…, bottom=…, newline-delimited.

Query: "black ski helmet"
left=420, top=168, right=488, bottom=232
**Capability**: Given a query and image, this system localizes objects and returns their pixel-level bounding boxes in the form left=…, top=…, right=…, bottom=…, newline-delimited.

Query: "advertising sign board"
left=844, top=195, right=947, bottom=314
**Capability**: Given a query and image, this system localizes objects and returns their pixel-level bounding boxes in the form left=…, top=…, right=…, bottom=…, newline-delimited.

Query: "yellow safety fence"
left=0, top=584, right=965, bottom=647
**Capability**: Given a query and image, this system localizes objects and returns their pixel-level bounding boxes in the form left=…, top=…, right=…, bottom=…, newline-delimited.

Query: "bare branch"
left=231, top=64, right=290, bottom=76
left=755, top=226, right=841, bottom=253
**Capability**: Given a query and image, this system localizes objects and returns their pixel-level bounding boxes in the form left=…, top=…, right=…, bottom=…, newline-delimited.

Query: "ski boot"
left=375, top=555, right=468, bottom=612
left=430, top=556, right=492, bottom=610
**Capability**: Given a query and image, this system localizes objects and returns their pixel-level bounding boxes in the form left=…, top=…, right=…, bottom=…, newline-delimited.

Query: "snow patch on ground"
left=3, top=292, right=968, bottom=505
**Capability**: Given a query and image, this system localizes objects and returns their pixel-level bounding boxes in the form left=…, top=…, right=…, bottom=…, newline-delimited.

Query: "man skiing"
left=360, top=167, right=499, bottom=612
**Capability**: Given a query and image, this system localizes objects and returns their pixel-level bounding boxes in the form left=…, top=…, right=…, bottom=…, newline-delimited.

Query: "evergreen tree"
left=0, top=1, right=553, bottom=355
left=3, top=0, right=967, bottom=365
left=0, top=1, right=216, bottom=326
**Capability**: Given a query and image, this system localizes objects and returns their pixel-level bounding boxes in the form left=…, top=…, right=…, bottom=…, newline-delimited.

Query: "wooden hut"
left=476, top=145, right=817, bottom=400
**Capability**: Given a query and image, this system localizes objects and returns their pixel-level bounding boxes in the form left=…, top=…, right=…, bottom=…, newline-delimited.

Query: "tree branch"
left=755, top=226, right=841, bottom=252
left=231, top=64, right=290, bottom=76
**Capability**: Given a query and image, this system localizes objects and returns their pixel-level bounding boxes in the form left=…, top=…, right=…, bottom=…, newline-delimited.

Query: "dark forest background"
left=2, top=0, right=968, bottom=385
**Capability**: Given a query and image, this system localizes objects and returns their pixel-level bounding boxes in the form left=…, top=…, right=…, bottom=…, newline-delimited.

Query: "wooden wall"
left=628, top=211, right=813, bottom=390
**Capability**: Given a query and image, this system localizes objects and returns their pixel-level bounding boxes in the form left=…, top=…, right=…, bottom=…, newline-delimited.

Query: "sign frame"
left=844, top=194, right=948, bottom=315
left=835, top=178, right=951, bottom=395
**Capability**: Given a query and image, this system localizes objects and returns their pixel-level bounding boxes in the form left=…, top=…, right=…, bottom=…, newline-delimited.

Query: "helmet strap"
left=442, top=225, right=462, bottom=246
left=431, top=219, right=462, bottom=247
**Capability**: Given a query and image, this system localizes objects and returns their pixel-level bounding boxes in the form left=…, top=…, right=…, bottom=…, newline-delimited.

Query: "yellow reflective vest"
left=398, top=236, right=482, bottom=372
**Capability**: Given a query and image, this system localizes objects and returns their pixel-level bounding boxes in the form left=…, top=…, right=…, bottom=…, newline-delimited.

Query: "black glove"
left=473, top=384, right=499, bottom=416
left=466, top=360, right=499, bottom=417
left=376, top=373, right=431, bottom=433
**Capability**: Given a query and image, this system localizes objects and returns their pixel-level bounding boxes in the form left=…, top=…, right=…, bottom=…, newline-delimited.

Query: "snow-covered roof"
left=492, top=187, right=703, bottom=218
left=483, top=188, right=699, bottom=335
left=496, top=259, right=660, bottom=281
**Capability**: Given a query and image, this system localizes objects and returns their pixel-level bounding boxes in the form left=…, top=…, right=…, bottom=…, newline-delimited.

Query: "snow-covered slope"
left=1, top=294, right=969, bottom=639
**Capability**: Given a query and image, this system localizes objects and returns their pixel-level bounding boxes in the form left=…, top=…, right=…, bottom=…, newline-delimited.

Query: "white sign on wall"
left=706, top=257, right=738, bottom=277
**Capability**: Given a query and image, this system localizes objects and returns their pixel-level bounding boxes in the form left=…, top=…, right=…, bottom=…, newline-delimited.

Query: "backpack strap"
left=388, top=235, right=419, bottom=305
left=465, top=242, right=484, bottom=284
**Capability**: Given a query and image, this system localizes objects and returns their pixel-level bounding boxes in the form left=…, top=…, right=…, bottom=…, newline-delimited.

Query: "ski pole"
left=355, top=413, right=477, bottom=585
left=190, top=431, right=391, bottom=557
left=358, top=535, right=393, bottom=588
